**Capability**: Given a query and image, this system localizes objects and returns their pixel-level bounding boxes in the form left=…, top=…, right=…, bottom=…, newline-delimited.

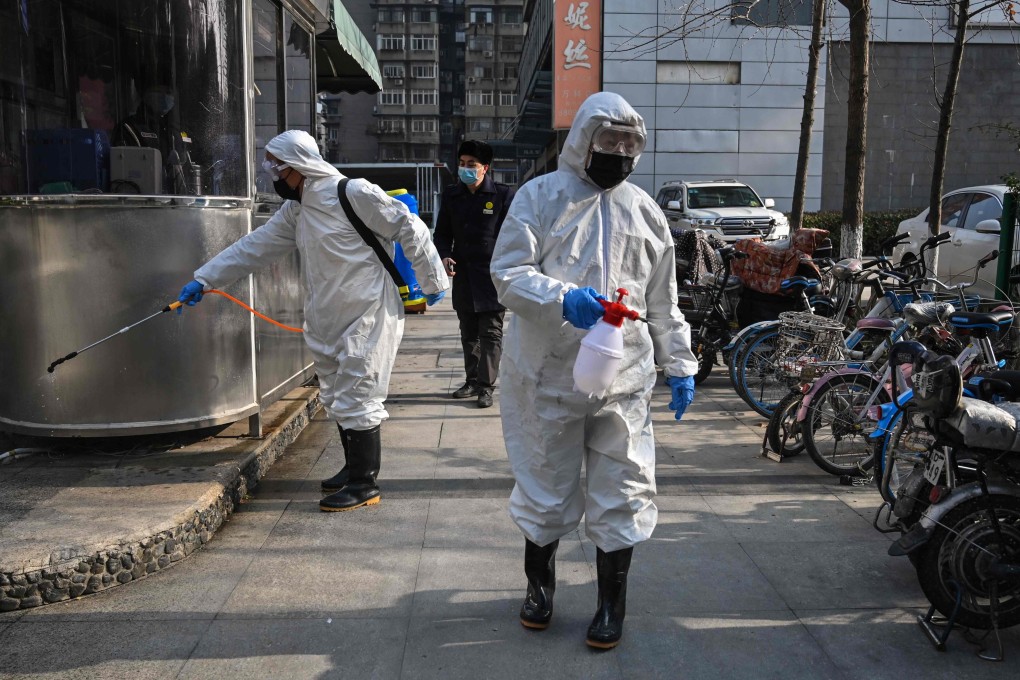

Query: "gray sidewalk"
left=1, top=299, right=1017, bottom=678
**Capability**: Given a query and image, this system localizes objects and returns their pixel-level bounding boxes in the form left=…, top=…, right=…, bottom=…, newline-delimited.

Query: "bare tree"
left=893, top=0, right=1015, bottom=271
left=790, top=0, right=829, bottom=231
left=833, top=0, right=870, bottom=258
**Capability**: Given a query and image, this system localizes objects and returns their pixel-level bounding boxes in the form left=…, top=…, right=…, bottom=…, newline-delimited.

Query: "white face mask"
left=262, top=159, right=290, bottom=181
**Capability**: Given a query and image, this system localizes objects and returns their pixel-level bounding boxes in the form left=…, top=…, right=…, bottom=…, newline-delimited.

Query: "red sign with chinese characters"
left=553, top=1, right=602, bottom=130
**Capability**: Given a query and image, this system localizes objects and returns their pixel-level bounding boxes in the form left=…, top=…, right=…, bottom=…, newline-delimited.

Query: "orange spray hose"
left=205, top=289, right=303, bottom=333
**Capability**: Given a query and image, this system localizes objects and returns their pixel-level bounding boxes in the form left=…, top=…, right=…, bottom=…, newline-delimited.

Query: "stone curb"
left=0, top=388, right=321, bottom=612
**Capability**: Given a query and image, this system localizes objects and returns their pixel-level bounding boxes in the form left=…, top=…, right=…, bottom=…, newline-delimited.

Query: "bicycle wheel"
left=735, top=329, right=787, bottom=418
left=766, top=391, right=805, bottom=456
left=726, top=323, right=778, bottom=389
left=802, top=372, right=888, bottom=476
left=914, top=495, right=1020, bottom=630
left=693, top=344, right=714, bottom=384
left=876, top=410, right=931, bottom=504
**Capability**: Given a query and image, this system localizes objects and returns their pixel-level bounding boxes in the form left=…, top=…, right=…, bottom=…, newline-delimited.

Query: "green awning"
left=316, top=1, right=382, bottom=94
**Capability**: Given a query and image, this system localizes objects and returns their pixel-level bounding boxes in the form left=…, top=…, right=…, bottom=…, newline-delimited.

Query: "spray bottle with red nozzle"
left=573, top=288, right=648, bottom=397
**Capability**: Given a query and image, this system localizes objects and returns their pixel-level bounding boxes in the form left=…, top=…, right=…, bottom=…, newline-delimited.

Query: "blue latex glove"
left=562, top=287, right=607, bottom=330
left=425, top=290, right=445, bottom=306
left=667, top=375, right=695, bottom=421
left=178, top=280, right=205, bottom=308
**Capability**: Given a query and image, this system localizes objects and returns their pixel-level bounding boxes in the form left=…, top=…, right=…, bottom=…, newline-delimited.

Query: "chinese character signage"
left=553, top=1, right=602, bottom=129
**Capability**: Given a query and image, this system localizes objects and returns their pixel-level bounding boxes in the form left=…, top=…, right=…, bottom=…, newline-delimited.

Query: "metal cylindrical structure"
left=0, top=0, right=331, bottom=435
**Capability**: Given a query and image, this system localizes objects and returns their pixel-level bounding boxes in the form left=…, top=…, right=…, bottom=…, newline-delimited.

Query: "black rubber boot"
left=319, top=425, right=381, bottom=512
left=320, top=423, right=349, bottom=492
left=585, top=546, right=633, bottom=649
left=520, top=539, right=559, bottom=630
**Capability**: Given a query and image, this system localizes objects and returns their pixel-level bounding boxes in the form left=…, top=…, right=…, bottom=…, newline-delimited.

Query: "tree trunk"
left=926, top=0, right=970, bottom=274
left=791, top=0, right=827, bottom=232
left=837, top=0, right=870, bottom=259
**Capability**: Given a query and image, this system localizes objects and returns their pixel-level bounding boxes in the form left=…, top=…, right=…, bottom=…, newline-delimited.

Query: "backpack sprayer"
left=46, top=290, right=302, bottom=373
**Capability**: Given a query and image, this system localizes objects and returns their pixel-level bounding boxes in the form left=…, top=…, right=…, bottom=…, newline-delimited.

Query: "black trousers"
left=457, top=309, right=505, bottom=389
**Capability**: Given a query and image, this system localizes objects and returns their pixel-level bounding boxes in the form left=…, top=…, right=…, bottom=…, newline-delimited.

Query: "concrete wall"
left=601, top=0, right=1019, bottom=212
left=822, top=41, right=1020, bottom=212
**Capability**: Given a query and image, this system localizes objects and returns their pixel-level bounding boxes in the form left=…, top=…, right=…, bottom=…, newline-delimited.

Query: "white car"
left=654, top=179, right=790, bottom=243
left=892, top=184, right=1012, bottom=298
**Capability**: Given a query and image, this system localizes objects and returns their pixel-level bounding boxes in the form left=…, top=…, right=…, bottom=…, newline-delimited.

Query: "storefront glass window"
left=0, top=0, right=245, bottom=197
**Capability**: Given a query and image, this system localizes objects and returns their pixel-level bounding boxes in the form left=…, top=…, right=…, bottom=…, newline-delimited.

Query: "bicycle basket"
left=775, top=311, right=846, bottom=378
left=677, top=284, right=715, bottom=323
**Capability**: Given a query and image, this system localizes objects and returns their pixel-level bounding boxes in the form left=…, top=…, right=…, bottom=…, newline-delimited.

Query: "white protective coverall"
left=194, top=131, right=449, bottom=430
left=490, top=92, right=698, bottom=551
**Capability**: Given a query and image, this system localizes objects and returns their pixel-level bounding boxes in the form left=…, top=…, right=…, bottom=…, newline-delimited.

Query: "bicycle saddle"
left=947, top=310, right=1014, bottom=330
left=780, top=276, right=820, bottom=291
left=903, top=301, right=954, bottom=328
left=831, top=258, right=863, bottom=282
left=968, top=371, right=1020, bottom=402
left=855, top=317, right=898, bottom=331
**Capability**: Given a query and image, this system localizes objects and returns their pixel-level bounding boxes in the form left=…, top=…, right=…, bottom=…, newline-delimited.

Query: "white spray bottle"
left=573, top=288, right=643, bottom=398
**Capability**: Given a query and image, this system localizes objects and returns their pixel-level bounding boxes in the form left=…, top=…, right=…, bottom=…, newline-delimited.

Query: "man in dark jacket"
left=434, top=140, right=516, bottom=408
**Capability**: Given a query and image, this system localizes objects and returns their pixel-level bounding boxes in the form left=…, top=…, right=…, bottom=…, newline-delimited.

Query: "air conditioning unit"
left=467, top=76, right=476, bottom=83
left=483, top=51, right=493, bottom=58
left=393, top=78, right=403, bottom=85
left=373, top=106, right=378, bottom=114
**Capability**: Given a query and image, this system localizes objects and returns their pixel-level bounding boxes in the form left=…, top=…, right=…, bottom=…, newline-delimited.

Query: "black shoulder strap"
left=337, top=178, right=406, bottom=289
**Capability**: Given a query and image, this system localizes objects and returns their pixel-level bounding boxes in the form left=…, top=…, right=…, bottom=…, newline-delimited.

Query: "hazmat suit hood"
left=559, top=92, right=646, bottom=184
left=265, top=130, right=340, bottom=179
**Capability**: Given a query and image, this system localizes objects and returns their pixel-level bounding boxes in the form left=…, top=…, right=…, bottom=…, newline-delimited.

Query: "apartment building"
left=320, top=1, right=523, bottom=187
left=463, top=1, right=525, bottom=185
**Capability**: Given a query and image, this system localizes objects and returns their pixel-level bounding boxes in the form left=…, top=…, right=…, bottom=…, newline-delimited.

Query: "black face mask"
left=273, top=178, right=301, bottom=201
left=585, top=152, right=634, bottom=189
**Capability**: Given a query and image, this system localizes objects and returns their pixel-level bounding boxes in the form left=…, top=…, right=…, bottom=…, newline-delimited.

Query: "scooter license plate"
left=923, top=447, right=946, bottom=485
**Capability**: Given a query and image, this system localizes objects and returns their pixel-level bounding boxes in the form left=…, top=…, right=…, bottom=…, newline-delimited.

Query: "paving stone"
left=743, top=540, right=929, bottom=610
left=616, top=612, right=844, bottom=680
left=0, top=619, right=205, bottom=678
left=176, top=618, right=406, bottom=679
left=798, top=608, right=1020, bottom=678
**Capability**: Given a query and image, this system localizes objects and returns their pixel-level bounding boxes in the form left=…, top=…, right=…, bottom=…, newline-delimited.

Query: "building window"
left=377, top=8, right=404, bottom=23
left=411, top=89, right=438, bottom=105
left=471, top=65, right=494, bottom=79
left=379, top=35, right=404, bottom=51
left=499, top=92, right=517, bottom=107
left=656, top=61, right=740, bottom=85
left=468, top=91, right=494, bottom=106
left=502, top=64, right=518, bottom=80
left=411, top=8, right=436, bottom=22
left=467, top=35, right=494, bottom=52
left=500, top=36, right=522, bottom=52
left=379, top=91, right=405, bottom=106
left=411, top=35, right=437, bottom=51
left=731, top=0, right=812, bottom=26
left=469, top=119, right=493, bottom=132
left=494, top=169, right=518, bottom=185
left=383, top=65, right=405, bottom=79
left=411, top=64, right=437, bottom=79
left=411, top=118, right=437, bottom=133
left=503, top=8, right=523, bottom=24
left=412, top=145, right=434, bottom=160
left=497, top=118, right=514, bottom=133
left=380, top=144, right=403, bottom=161
left=379, top=118, right=404, bottom=133
left=470, top=6, right=494, bottom=24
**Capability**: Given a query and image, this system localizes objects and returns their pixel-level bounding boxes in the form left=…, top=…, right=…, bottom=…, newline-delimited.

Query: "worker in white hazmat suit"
left=178, top=130, right=449, bottom=512
left=490, top=92, right=698, bottom=649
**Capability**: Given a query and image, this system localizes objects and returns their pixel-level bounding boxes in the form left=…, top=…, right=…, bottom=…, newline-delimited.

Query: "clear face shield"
left=589, top=122, right=646, bottom=158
